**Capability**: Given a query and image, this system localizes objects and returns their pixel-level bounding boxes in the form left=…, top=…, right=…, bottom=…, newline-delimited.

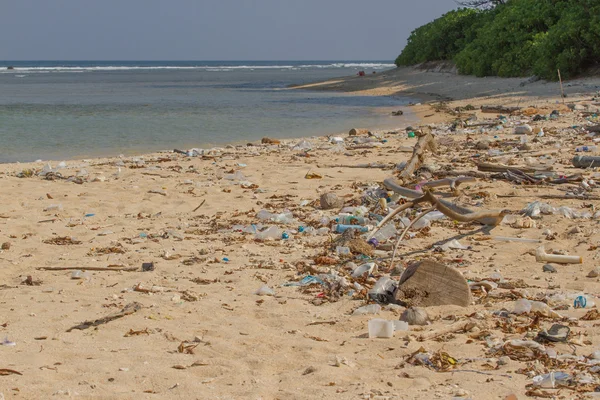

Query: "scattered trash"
left=142, top=262, right=155, bottom=272
left=255, top=285, right=275, bottom=296
left=535, top=246, right=582, bottom=264
left=368, top=319, right=395, bottom=338
left=400, top=307, right=430, bottom=326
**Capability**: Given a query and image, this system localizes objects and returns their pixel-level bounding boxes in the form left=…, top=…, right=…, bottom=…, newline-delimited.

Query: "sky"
left=0, top=0, right=457, bottom=61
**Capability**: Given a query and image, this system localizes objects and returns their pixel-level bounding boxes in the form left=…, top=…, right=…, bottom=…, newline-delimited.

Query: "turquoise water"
left=0, top=61, right=411, bottom=163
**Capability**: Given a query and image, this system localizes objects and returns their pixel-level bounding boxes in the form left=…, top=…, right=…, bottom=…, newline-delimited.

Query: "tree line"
left=395, top=0, right=600, bottom=80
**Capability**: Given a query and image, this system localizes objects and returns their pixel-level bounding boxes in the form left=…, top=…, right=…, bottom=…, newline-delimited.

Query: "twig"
left=66, top=302, right=142, bottom=332
left=418, top=320, right=469, bottom=342
left=558, top=69, right=565, bottom=101
left=498, top=194, right=600, bottom=201
left=0, top=368, right=22, bottom=376
left=193, top=199, right=206, bottom=212
left=37, top=266, right=138, bottom=272
left=452, top=370, right=513, bottom=378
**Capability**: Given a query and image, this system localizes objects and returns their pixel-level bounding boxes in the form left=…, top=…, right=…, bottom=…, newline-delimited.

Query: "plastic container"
left=368, top=319, right=394, bottom=338
left=393, top=321, right=409, bottom=331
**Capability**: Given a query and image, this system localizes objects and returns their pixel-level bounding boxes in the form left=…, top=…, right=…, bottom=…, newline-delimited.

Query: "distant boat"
left=7, top=66, right=14, bottom=70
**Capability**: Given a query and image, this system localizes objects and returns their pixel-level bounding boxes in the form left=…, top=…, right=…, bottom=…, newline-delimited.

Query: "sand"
left=1, top=67, right=600, bottom=399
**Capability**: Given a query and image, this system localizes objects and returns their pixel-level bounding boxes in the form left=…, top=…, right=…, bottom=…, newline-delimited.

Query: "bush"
left=395, top=8, right=481, bottom=66
left=396, top=0, right=600, bottom=80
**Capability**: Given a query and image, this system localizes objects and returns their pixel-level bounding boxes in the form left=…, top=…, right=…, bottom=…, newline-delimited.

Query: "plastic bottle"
left=371, top=223, right=397, bottom=242
left=333, top=224, right=369, bottom=234
left=335, top=215, right=366, bottom=225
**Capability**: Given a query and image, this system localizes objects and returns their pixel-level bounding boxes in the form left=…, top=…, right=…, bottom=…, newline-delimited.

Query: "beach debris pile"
left=3, top=95, right=600, bottom=397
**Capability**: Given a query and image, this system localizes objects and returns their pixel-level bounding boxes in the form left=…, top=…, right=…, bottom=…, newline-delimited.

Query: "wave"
left=0, top=62, right=395, bottom=73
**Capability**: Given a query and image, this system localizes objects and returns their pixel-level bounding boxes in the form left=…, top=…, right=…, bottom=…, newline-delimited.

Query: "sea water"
left=0, top=60, right=413, bottom=163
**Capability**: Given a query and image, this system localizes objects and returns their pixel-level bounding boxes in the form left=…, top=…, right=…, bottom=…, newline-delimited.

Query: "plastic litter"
left=352, top=262, right=377, bottom=278
left=368, top=276, right=398, bottom=304
left=532, top=372, right=572, bottom=389
left=352, top=304, right=381, bottom=316
left=255, top=285, right=275, bottom=296
left=368, top=319, right=394, bottom=338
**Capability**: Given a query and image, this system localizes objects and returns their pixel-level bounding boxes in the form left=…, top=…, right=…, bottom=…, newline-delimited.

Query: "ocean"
left=0, top=61, right=411, bottom=163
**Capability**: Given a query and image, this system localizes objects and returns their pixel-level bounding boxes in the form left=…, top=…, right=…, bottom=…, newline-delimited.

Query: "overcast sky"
left=0, top=0, right=457, bottom=60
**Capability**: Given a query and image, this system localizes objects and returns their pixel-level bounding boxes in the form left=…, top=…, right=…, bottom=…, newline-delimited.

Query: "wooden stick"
left=193, top=199, right=206, bottom=212
left=37, top=266, right=138, bottom=272
left=558, top=69, right=565, bottom=102
left=418, top=320, right=470, bottom=342
left=66, top=302, right=142, bottom=332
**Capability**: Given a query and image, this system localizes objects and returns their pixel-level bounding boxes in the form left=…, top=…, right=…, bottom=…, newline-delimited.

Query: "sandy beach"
left=2, top=67, right=600, bottom=399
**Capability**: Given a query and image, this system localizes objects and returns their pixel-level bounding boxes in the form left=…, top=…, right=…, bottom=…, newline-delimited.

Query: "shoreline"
left=3, top=67, right=600, bottom=399
left=0, top=103, right=419, bottom=167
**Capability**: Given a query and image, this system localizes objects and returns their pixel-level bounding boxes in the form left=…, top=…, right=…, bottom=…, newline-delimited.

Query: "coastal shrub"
left=396, top=0, right=600, bottom=80
left=395, top=8, right=481, bottom=66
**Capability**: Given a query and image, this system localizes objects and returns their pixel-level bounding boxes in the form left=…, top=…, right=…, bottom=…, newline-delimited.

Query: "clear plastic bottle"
left=333, top=224, right=369, bottom=234
left=371, top=223, right=397, bottom=242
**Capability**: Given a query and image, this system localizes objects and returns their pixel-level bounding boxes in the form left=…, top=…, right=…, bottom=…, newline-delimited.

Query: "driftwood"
left=37, top=266, right=138, bottom=272
left=382, top=178, right=509, bottom=227
left=418, top=177, right=476, bottom=192
left=480, top=105, right=521, bottom=114
left=396, top=260, right=472, bottom=308
left=398, top=130, right=438, bottom=183
left=66, top=302, right=142, bottom=332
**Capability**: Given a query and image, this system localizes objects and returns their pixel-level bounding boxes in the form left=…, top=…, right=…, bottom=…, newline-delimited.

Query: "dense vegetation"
left=395, top=0, right=600, bottom=80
